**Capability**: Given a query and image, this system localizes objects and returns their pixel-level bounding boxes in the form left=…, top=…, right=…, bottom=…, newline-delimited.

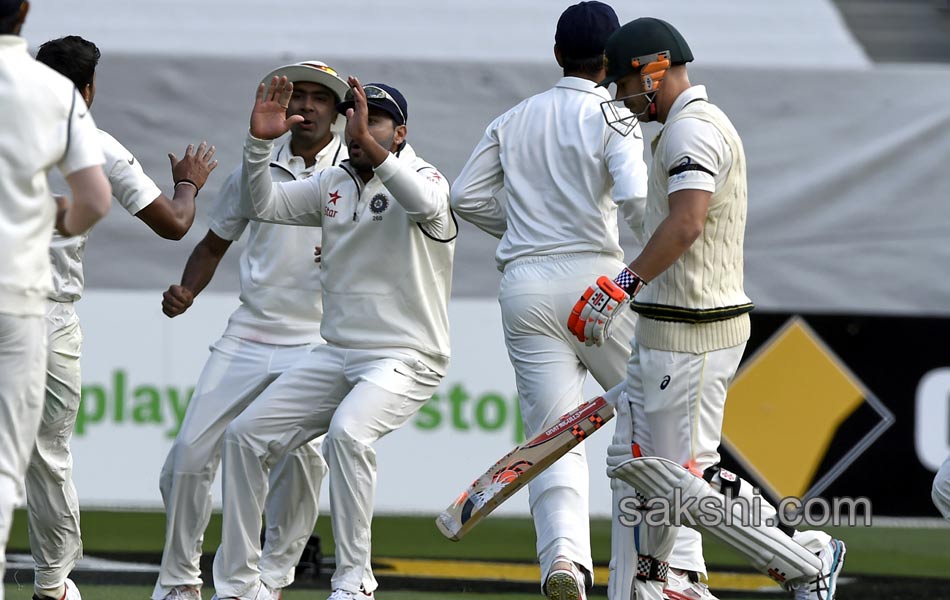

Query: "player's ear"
left=554, top=44, right=564, bottom=68
left=15, top=0, right=30, bottom=32
left=81, top=80, right=95, bottom=108
left=393, top=124, right=407, bottom=148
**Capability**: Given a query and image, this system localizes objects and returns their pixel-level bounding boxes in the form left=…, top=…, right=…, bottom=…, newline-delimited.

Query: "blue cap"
left=555, top=1, right=621, bottom=60
left=336, top=82, right=408, bottom=126
left=0, top=0, right=23, bottom=18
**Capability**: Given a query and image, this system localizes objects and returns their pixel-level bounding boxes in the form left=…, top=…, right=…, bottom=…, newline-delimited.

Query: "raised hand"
left=168, top=141, right=218, bottom=193
left=162, top=284, right=195, bottom=318
left=250, top=76, right=305, bottom=140
left=343, top=76, right=371, bottom=144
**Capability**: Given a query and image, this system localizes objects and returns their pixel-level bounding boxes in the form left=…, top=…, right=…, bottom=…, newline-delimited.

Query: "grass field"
left=3, top=587, right=554, bottom=600
left=5, top=510, right=950, bottom=599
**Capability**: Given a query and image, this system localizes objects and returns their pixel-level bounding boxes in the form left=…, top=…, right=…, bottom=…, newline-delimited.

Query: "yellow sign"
left=723, top=317, right=870, bottom=499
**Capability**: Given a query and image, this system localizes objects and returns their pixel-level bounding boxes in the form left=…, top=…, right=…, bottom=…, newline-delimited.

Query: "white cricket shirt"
left=242, top=133, right=456, bottom=372
left=450, top=76, right=648, bottom=270
left=49, top=130, right=162, bottom=302
left=211, top=134, right=345, bottom=345
left=0, top=35, right=104, bottom=316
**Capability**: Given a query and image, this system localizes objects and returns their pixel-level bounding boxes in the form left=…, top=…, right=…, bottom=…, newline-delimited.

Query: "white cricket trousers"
left=499, top=253, right=636, bottom=586
left=0, top=312, right=47, bottom=600
left=153, top=335, right=327, bottom=599
left=213, top=344, right=441, bottom=599
left=24, top=302, right=84, bottom=592
left=609, top=339, right=746, bottom=600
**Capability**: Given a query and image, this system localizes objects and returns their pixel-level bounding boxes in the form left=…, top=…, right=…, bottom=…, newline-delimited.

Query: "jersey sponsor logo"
left=328, top=190, right=341, bottom=205
left=660, top=375, right=671, bottom=390
left=370, top=193, right=390, bottom=215
left=324, top=206, right=338, bottom=218
left=427, top=171, right=443, bottom=183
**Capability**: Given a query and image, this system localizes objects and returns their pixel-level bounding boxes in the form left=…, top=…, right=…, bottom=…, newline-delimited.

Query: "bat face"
left=436, top=396, right=614, bottom=541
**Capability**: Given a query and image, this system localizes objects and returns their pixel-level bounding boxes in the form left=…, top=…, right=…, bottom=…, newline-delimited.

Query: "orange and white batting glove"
left=567, top=268, right=645, bottom=346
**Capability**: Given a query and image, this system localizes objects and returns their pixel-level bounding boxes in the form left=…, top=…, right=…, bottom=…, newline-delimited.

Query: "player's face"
left=346, top=107, right=406, bottom=172
left=287, top=81, right=338, bottom=145
left=615, top=72, right=651, bottom=119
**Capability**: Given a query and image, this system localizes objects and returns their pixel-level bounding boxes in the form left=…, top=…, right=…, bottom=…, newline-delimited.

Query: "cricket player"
left=568, top=17, right=846, bottom=600
left=31, top=35, right=217, bottom=600
left=0, top=4, right=111, bottom=600
left=450, top=3, right=647, bottom=598
left=933, top=455, right=950, bottom=520
left=210, top=76, right=455, bottom=600
left=154, top=61, right=350, bottom=600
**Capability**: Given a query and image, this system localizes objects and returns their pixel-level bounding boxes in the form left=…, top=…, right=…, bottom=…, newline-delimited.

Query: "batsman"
left=567, top=17, right=847, bottom=600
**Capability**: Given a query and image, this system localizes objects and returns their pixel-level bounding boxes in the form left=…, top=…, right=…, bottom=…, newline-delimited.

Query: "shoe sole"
left=545, top=570, right=581, bottom=600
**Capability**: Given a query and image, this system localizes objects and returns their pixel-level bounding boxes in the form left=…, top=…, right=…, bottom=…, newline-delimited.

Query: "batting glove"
left=567, top=268, right=645, bottom=346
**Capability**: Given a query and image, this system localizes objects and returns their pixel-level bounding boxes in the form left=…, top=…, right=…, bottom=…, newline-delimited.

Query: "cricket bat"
left=436, top=396, right=614, bottom=541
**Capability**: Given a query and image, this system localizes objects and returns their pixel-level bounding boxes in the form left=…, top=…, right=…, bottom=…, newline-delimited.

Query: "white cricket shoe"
left=327, top=588, right=374, bottom=600
left=33, top=579, right=82, bottom=600
left=792, top=538, right=846, bottom=600
left=544, top=558, right=587, bottom=600
left=63, top=579, right=81, bottom=600
left=162, top=586, right=202, bottom=600
left=211, top=581, right=281, bottom=600
left=664, top=569, right=718, bottom=600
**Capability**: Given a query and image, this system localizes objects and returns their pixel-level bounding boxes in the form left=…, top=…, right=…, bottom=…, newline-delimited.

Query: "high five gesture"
left=250, top=76, right=305, bottom=140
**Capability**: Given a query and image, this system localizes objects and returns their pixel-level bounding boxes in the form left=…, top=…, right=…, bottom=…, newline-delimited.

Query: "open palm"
left=250, top=76, right=304, bottom=140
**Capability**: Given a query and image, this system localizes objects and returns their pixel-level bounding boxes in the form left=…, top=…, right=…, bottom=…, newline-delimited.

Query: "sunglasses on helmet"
left=344, top=85, right=406, bottom=124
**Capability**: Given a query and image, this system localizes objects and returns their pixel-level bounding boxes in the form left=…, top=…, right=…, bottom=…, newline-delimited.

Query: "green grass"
left=6, top=509, right=950, bottom=600
left=3, top=584, right=777, bottom=600
left=11, top=510, right=948, bottom=578
left=10, top=510, right=946, bottom=600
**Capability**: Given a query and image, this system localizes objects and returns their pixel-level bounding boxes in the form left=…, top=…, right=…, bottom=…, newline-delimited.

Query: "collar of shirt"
left=665, top=84, right=708, bottom=123
left=0, top=35, right=27, bottom=52
left=554, top=76, right=612, bottom=101
left=273, top=132, right=343, bottom=178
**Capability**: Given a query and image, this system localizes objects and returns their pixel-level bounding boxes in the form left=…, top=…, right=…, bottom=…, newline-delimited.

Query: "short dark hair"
left=561, top=53, right=606, bottom=77
left=35, top=35, right=101, bottom=90
left=0, top=13, right=19, bottom=34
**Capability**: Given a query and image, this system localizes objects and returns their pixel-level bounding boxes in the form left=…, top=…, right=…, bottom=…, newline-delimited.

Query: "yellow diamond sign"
left=723, top=317, right=867, bottom=499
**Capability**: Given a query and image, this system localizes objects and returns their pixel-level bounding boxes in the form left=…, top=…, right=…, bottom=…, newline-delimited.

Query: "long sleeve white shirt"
left=242, top=132, right=456, bottom=372
left=209, top=133, right=345, bottom=345
left=451, top=76, right=648, bottom=270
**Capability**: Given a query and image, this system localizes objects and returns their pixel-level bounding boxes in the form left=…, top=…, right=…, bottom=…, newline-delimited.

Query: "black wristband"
left=175, top=179, right=199, bottom=197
